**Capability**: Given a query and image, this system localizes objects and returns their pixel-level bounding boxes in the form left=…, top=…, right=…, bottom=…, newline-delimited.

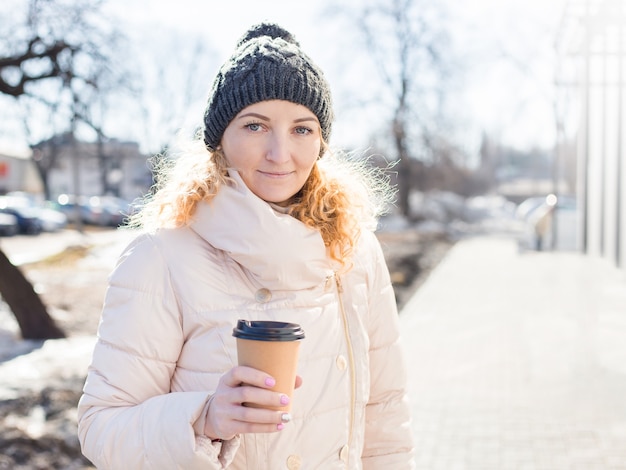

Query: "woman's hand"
left=203, top=366, right=302, bottom=440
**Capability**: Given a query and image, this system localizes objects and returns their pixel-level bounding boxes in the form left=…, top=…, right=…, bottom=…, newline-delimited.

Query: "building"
left=32, top=134, right=153, bottom=202
left=556, top=0, right=625, bottom=272
left=0, top=147, right=43, bottom=195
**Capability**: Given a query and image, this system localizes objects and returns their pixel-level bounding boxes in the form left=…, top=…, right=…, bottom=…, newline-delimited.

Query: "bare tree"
left=337, top=0, right=454, bottom=216
left=0, top=250, right=64, bottom=339
left=3, top=0, right=129, bottom=194
left=0, top=0, right=123, bottom=339
left=131, top=31, right=219, bottom=154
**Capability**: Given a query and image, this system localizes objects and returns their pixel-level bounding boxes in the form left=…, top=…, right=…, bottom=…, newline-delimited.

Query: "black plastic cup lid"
left=232, top=320, right=305, bottom=342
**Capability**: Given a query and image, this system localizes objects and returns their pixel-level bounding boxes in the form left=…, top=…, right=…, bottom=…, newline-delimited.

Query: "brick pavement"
left=399, top=235, right=626, bottom=470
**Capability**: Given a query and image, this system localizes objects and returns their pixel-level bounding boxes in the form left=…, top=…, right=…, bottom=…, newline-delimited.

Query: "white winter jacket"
left=77, top=172, right=414, bottom=469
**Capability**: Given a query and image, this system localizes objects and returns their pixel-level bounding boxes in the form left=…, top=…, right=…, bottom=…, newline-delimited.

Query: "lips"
left=259, top=170, right=293, bottom=177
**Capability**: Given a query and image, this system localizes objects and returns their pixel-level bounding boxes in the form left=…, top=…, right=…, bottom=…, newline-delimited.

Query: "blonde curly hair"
left=130, top=134, right=394, bottom=268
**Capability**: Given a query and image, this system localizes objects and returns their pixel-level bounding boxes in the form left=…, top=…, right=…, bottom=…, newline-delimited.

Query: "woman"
left=78, top=22, right=415, bottom=469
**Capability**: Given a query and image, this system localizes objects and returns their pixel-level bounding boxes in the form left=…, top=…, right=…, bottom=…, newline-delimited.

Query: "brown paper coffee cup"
left=233, top=320, right=305, bottom=412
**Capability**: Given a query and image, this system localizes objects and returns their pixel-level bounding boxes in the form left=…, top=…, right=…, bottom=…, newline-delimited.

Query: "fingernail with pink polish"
left=265, top=377, right=276, bottom=387
left=280, top=394, right=290, bottom=405
left=277, top=423, right=284, bottom=431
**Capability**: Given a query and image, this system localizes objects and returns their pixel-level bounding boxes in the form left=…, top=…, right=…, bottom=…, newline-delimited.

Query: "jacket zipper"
left=335, top=273, right=356, bottom=465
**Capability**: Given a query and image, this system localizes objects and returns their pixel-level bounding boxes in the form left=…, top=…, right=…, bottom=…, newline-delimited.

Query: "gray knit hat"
left=203, top=22, right=333, bottom=151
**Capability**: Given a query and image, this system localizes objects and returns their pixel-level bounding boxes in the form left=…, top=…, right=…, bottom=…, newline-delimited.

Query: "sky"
left=2, top=0, right=570, bottom=158
left=126, top=0, right=569, bottom=154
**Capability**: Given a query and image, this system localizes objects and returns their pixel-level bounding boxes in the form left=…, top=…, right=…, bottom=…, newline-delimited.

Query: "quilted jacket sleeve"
left=361, top=232, right=415, bottom=469
left=77, top=233, right=240, bottom=469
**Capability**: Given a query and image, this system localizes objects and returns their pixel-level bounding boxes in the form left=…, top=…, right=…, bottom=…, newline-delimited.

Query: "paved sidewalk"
left=400, top=235, right=626, bottom=470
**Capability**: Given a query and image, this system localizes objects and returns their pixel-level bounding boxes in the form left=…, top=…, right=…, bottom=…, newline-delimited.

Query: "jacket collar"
left=190, top=171, right=333, bottom=290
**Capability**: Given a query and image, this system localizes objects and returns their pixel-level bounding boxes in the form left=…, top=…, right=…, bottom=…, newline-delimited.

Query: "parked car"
left=0, top=197, right=42, bottom=235
left=37, top=201, right=69, bottom=231
left=55, top=194, right=132, bottom=227
left=87, top=196, right=128, bottom=227
left=55, top=194, right=103, bottom=226
left=0, top=212, right=19, bottom=236
left=4, top=192, right=68, bottom=232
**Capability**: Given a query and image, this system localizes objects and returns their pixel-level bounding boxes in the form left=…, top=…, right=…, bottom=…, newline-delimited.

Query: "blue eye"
left=295, top=126, right=312, bottom=135
left=245, top=122, right=262, bottom=132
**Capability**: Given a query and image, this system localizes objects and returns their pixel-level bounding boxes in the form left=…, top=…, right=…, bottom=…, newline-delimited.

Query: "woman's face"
left=221, top=100, right=321, bottom=206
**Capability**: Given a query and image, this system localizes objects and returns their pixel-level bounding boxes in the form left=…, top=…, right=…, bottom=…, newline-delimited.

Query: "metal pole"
left=617, top=0, right=624, bottom=267
left=599, top=3, right=608, bottom=257
left=552, top=78, right=561, bottom=251
left=576, top=0, right=591, bottom=253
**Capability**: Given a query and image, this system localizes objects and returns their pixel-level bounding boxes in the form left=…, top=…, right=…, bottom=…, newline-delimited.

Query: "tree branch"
left=0, top=37, right=75, bottom=97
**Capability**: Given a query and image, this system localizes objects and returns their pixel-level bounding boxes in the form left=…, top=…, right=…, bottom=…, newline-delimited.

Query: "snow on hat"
left=202, top=22, right=333, bottom=151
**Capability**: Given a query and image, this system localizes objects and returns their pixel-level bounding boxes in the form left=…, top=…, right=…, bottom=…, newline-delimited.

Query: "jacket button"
left=336, top=355, right=347, bottom=371
left=254, top=288, right=272, bottom=303
left=339, top=444, right=349, bottom=462
left=286, top=454, right=301, bottom=469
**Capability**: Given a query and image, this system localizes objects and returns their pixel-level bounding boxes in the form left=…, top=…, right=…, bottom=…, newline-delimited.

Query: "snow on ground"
left=0, top=336, right=96, bottom=400
left=0, top=227, right=138, bottom=401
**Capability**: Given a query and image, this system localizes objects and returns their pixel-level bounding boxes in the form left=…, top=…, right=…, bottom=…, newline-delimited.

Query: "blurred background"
left=0, top=0, right=624, bottom=468
left=1, top=0, right=623, bottom=262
